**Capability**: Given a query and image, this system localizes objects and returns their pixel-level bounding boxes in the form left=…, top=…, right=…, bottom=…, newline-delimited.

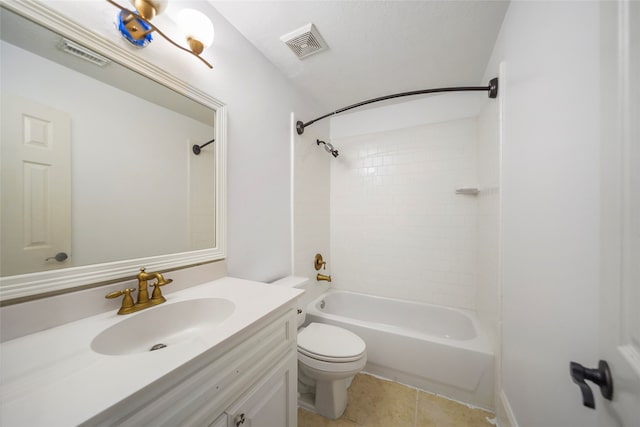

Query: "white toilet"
left=271, top=276, right=367, bottom=419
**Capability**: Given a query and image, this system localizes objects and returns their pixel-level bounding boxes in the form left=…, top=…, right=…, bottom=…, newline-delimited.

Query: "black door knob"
left=45, top=252, right=68, bottom=262
left=569, top=360, right=613, bottom=409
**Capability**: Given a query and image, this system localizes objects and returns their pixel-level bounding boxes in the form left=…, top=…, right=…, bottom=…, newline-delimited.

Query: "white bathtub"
left=305, top=290, right=495, bottom=409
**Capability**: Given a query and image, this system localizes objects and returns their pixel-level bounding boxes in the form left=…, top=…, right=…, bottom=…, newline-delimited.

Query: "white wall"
left=328, top=94, right=486, bottom=310
left=43, top=0, right=325, bottom=283
left=291, top=115, right=332, bottom=303
left=475, top=93, right=501, bottom=411
left=476, top=100, right=501, bottom=350
left=484, top=2, right=601, bottom=426
left=189, top=138, right=217, bottom=251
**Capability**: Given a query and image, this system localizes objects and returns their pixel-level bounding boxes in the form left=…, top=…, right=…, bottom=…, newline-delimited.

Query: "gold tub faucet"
left=316, top=273, right=332, bottom=282
left=106, top=267, right=173, bottom=315
left=314, top=254, right=332, bottom=282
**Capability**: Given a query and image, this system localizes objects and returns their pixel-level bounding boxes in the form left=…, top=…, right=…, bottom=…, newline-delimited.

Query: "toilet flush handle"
left=234, top=413, right=246, bottom=426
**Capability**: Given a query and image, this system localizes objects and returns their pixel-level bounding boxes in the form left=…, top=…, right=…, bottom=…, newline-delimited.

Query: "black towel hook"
left=192, top=138, right=215, bottom=155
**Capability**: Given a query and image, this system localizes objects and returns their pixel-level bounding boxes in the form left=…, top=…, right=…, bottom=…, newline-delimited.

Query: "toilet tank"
left=270, top=276, right=310, bottom=290
left=270, top=276, right=310, bottom=327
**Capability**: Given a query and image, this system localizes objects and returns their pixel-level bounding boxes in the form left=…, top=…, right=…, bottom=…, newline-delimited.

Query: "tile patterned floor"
left=298, top=373, right=495, bottom=427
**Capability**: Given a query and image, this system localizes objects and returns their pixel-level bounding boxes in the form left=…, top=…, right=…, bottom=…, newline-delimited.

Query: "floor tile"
left=298, top=373, right=495, bottom=427
left=416, top=390, right=494, bottom=427
left=298, top=408, right=362, bottom=427
left=342, top=374, right=416, bottom=427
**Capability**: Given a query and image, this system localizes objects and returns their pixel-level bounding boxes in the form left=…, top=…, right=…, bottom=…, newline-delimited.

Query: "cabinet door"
left=226, top=352, right=297, bottom=427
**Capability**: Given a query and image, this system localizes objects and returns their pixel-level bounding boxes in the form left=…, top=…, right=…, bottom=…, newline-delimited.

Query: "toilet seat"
left=298, top=323, right=366, bottom=363
left=298, top=349, right=367, bottom=376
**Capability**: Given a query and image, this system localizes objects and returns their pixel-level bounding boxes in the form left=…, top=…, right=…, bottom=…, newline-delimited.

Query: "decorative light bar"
left=106, top=0, right=214, bottom=69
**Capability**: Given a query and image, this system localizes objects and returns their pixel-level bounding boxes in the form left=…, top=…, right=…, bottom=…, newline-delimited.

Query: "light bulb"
left=133, top=0, right=168, bottom=20
left=176, top=9, right=214, bottom=54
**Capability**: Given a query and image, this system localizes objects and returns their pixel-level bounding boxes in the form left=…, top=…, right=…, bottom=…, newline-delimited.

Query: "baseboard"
left=497, top=389, right=519, bottom=427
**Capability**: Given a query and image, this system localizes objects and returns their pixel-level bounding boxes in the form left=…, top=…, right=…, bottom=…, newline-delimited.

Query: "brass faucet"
left=314, top=253, right=332, bottom=282
left=316, top=273, right=332, bottom=282
left=314, top=253, right=327, bottom=271
left=106, top=267, right=173, bottom=315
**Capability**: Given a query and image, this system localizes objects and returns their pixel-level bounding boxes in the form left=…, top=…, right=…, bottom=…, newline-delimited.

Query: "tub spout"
left=317, top=273, right=332, bottom=282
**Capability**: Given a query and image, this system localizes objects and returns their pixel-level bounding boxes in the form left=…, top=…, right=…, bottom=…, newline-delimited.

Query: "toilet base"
left=315, top=378, right=349, bottom=419
left=297, top=372, right=353, bottom=419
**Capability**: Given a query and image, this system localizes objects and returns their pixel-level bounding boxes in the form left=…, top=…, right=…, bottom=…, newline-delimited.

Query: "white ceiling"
left=211, top=1, right=510, bottom=111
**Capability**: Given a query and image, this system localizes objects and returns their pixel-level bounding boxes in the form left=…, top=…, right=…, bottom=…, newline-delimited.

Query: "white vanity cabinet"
left=85, top=308, right=298, bottom=427
left=222, top=351, right=297, bottom=427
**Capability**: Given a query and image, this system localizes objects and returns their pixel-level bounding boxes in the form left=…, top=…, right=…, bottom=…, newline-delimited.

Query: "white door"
left=1, top=92, right=71, bottom=276
left=597, top=1, right=640, bottom=425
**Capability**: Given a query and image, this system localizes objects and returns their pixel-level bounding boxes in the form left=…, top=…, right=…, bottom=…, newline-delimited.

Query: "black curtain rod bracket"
left=192, top=138, right=215, bottom=155
left=296, top=77, right=498, bottom=135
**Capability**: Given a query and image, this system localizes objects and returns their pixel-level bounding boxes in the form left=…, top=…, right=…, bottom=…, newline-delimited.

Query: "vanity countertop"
left=0, top=277, right=302, bottom=426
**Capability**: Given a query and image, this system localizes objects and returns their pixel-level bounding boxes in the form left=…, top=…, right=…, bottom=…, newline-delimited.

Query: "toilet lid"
left=298, top=323, right=366, bottom=361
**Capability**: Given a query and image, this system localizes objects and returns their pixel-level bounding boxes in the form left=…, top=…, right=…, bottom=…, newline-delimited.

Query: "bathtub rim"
left=305, top=289, right=493, bottom=356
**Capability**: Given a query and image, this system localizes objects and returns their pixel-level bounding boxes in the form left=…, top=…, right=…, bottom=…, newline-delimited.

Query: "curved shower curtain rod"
left=296, top=78, right=498, bottom=135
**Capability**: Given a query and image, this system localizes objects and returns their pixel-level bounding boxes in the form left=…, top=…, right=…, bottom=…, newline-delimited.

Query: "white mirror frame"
left=0, top=0, right=227, bottom=302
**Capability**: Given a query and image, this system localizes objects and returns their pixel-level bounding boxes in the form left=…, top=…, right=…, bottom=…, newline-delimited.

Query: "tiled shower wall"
left=330, top=118, right=479, bottom=309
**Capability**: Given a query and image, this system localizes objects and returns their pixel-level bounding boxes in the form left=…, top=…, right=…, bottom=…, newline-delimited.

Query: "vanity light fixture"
left=106, top=0, right=214, bottom=69
left=175, top=9, right=215, bottom=56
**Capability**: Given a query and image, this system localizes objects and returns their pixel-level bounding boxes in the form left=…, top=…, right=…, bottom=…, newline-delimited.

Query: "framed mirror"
left=0, top=0, right=227, bottom=302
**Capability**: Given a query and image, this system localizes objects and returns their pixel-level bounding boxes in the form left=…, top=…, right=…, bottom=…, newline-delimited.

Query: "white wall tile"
left=330, top=118, right=479, bottom=310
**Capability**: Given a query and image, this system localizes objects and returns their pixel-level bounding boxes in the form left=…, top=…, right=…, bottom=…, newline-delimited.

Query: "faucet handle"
left=105, top=288, right=136, bottom=299
left=314, top=253, right=327, bottom=271
left=156, top=277, right=173, bottom=286
left=106, top=288, right=136, bottom=315
left=150, top=278, right=173, bottom=303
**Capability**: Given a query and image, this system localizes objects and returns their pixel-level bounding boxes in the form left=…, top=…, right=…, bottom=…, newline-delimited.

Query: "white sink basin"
left=91, top=298, right=235, bottom=355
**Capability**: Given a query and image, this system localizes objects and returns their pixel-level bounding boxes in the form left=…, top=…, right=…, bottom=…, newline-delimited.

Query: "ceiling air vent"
left=280, top=23, right=328, bottom=60
left=58, top=38, right=111, bottom=67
